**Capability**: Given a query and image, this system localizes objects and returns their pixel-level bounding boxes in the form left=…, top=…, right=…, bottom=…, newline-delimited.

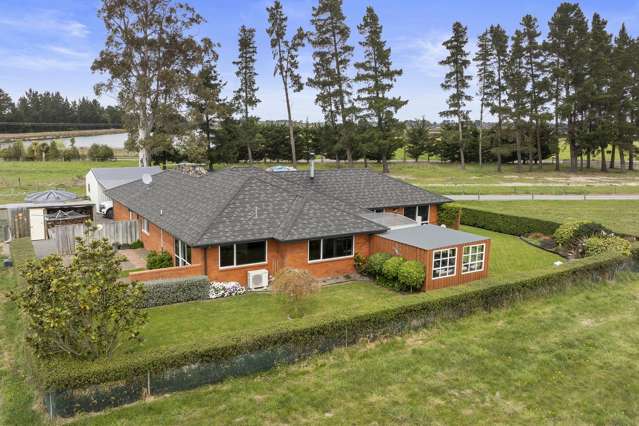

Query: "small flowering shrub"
left=209, top=282, right=246, bottom=299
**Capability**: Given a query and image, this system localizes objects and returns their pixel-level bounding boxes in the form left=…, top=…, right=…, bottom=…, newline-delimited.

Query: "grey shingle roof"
left=91, top=167, right=162, bottom=190
left=278, top=169, right=451, bottom=208
left=106, top=168, right=388, bottom=246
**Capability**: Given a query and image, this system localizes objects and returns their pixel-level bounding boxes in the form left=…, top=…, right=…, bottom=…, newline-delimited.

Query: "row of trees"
left=440, top=2, right=638, bottom=171
left=0, top=139, right=115, bottom=162
left=0, top=89, right=123, bottom=133
left=93, top=0, right=406, bottom=172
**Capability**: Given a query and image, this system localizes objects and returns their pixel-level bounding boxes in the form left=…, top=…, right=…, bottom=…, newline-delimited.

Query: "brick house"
left=108, top=165, right=490, bottom=290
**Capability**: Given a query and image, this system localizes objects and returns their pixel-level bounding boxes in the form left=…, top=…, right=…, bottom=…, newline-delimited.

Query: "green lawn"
left=459, top=200, right=639, bottom=237
left=72, top=273, right=639, bottom=425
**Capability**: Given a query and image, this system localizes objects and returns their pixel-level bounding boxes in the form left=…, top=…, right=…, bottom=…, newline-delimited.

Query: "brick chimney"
left=175, top=163, right=207, bottom=177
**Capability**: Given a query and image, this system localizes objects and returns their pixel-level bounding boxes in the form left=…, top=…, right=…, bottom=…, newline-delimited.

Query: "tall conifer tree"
left=233, top=25, right=260, bottom=163
left=308, top=0, right=356, bottom=165
left=473, top=29, right=495, bottom=168
left=266, top=1, right=307, bottom=166
left=488, top=25, right=509, bottom=172
left=439, top=22, right=472, bottom=169
left=354, top=6, right=407, bottom=173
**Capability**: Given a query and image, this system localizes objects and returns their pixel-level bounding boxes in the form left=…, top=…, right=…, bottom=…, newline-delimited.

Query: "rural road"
left=447, top=194, right=639, bottom=201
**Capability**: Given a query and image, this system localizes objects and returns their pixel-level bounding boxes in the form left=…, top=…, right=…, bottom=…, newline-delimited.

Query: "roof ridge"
left=251, top=169, right=390, bottom=233
left=274, top=193, right=310, bottom=240
left=193, top=172, right=253, bottom=245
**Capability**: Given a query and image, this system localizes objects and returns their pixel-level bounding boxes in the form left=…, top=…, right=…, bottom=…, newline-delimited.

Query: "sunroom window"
left=432, top=247, right=456, bottom=279
left=462, top=244, right=485, bottom=274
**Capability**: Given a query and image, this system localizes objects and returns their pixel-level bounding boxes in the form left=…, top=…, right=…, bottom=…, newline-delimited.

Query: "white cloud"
left=0, top=51, right=88, bottom=71
left=47, top=45, right=90, bottom=58
left=394, top=32, right=448, bottom=78
left=0, top=12, right=89, bottom=39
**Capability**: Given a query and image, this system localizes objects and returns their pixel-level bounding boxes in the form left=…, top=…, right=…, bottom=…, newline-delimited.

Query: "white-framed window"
left=403, top=205, right=430, bottom=224
left=142, top=218, right=149, bottom=234
left=174, top=239, right=192, bottom=266
left=432, top=247, right=456, bottom=279
left=462, top=244, right=485, bottom=274
left=219, top=240, right=267, bottom=269
left=308, top=235, right=354, bottom=262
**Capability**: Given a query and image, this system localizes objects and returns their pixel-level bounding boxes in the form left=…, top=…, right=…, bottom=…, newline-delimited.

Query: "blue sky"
left=1, top=0, right=639, bottom=121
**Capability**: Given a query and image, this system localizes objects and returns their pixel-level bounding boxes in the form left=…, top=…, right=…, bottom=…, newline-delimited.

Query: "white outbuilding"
left=85, top=167, right=161, bottom=216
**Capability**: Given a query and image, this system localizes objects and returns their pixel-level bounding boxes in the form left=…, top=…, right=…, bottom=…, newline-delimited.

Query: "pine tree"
left=439, top=22, right=472, bottom=169
left=610, top=24, right=634, bottom=171
left=546, top=2, right=589, bottom=172
left=308, top=0, right=356, bottom=165
left=266, top=1, right=307, bottom=166
left=354, top=6, right=407, bottom=173
left=405, top=118, right=431, bottom=162
left=520, top=14, right=547, bottom=169
left=233, top=25, right=260, bottom=163
left=584, top=13, right=613, bottom=171
left=473, top=29, right=495, bottom=168
left=505, top=30, right=529, bottom=171
left=488, top=25, right=509, bottom=172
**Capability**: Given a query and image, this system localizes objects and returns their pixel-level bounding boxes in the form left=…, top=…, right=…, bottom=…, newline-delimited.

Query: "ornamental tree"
left=12, top=225, right=146, bottom=360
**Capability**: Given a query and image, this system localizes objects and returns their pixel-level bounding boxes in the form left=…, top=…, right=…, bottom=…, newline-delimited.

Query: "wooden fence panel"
left=50, top=221, right=140, bottom=255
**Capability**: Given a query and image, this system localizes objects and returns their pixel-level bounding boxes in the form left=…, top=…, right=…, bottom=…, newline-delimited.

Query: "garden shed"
left=1, top=190, right=94, bottom=241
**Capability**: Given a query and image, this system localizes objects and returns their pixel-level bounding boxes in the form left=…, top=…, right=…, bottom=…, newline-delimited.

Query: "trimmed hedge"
left=34, top=251, right=632, bottom=391
left=140, top=276, right=210, bottom=308
left=460, top=206, right=560, bottom=236
left=398, top=260, right=426, bottom=291
left=438, top=204, right=461, bottom=228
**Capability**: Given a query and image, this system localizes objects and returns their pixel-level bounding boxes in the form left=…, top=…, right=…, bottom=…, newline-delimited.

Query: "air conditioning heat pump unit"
left=247, top=269, right=269, bottom=290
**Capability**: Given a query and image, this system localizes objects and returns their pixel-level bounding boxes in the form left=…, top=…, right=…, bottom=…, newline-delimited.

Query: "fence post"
left=147, top=370, right=151, bottom=397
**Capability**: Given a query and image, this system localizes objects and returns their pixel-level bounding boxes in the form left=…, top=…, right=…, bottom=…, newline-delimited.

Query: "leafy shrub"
left=146, top=250, right=173, bottom=270
left=141, top=276, right=210, bottom=308
left=382, top=256, right=405, bottom=282
left=553, top=221, right=609, bottom=249
left=11, top=226, right=146, bottom=360
left=354, top=253, right=367, bottom=274
left=34, top=251, right=630, bottom=393
left=129, top=240, right=144, bottom=249
left=398, top=260, right=426, bottom=292
left=366, top=252, right=392, bottom=277
left=584, top=236, right=632, bottom=257
left=461, top=207, right=560, bottom=236
left=272, top=268, right=320, bottom=319
left=438, top=204, right=461, bottom=229
left=209, top=282, right=247, bottom=299
left=88, top=144, right=115, bottom=161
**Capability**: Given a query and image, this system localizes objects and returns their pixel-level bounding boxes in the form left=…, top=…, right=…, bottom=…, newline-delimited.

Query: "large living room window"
left=174, top=239, right=192, bottom=266
left=403, top=205, right=430, bottom=223
left=308, top=235, right=354, bottom=262
left=432, top=247, right=456, bottom=279
left=219, top=241, right=267, bottom=268
left=462, top=244, right=485, bottom=274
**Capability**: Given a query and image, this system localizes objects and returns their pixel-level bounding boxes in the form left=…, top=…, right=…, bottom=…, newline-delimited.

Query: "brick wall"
left=204, top=234, right=371, bottom=285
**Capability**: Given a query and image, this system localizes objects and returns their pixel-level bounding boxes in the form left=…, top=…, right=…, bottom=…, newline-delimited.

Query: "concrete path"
left=447, top=194, right=639, bottom=201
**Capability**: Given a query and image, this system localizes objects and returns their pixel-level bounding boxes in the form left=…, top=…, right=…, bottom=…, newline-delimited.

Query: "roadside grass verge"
left=71, top=272, right=639, bottom=425
left=458, top=200, right=639, bottom=237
